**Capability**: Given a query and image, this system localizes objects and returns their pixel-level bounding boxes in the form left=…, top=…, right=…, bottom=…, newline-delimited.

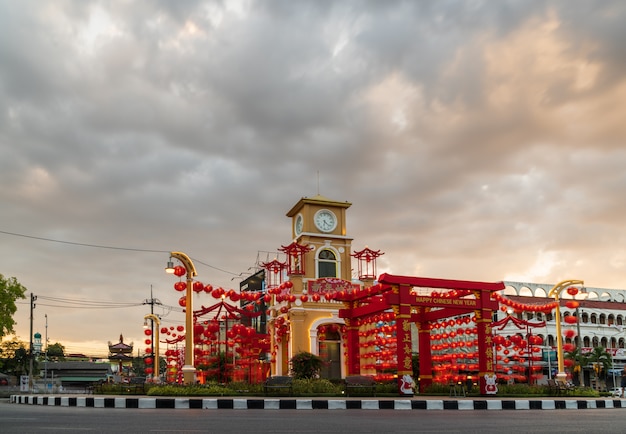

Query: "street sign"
left=542, top=349, right=557, bottom=362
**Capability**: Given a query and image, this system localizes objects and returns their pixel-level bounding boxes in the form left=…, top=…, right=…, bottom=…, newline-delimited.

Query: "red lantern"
left=193, top=281, right=204, bottom=293
left=144, top=329, right=152, bottom=336
left=173, top=265, right=186, bottom=277
left=145, top=367, right=154, bottom=375
left=177, top=325, right=184, bottom=332
left=563, top=343, right=575, bottom=352
left=174, top=281, right=186, bottom=292
left=145, top=339, right=152, bottom=345
left=179, top=296, right=186, bottom=307
left=565, top=329, right=576, bottom=339
left=145, top=357, right=153, bottom=365
left=564, top=315, right=577, bottom=324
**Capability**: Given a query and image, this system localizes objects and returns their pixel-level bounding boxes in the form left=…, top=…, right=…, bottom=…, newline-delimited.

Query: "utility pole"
left=143, top=285, right=162, bottom=367
left=29, top=293, right=37, bottom=390
left=45, top=314, right=48, bottom=384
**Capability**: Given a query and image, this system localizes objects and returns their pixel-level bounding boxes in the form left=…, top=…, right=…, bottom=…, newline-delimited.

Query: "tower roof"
left=286, top=194, right=352, bottom=217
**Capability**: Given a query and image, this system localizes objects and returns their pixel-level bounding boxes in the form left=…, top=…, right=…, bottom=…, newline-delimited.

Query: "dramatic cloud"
left=1, top=0, right=625, bottom=355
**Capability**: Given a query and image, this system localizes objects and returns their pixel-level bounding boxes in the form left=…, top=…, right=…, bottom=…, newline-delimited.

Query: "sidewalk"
left=10, top=394, right=626, bottom=411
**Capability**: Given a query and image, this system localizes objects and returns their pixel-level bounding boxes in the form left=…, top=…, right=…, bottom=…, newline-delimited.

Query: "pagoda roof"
left=109, top=342, right=133, bottom=351
left=108, top=353, right=133, bottom=360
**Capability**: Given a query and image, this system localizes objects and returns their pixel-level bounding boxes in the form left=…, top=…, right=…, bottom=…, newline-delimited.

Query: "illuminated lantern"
left=563, top=343, right=575, bottom=352
left=173, top=265, right=186, bottom=277
left=193, top=281, right=204, bottom=293
left=194, top=324, right=204, bottom=335
left=179, top=296, right=186, bottom=307
left=565, top=329, right=576, bottom=339
left=300, top=295, right=309, bottom=302
left=145, top=367, right=153, bottom=375
left=145, top=357, right=153, bottom=365
left=565, top=300, right=580, bottom=309
left=174, top=282, right=186, bottom=292
left=566, top=287, right=579, bottom=296
left=564, top=315, right=577, bottom=324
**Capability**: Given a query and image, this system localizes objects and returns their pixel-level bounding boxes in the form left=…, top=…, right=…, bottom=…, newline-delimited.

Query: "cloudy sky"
left=2, top=0, right=625, bottom=357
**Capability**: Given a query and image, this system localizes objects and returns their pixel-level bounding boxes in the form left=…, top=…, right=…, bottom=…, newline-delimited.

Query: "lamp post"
left=144, top=314, right=161, bottom=382
left=548, top=279, right=584, bottom=383
left=166, top=251, right=197, bottom=385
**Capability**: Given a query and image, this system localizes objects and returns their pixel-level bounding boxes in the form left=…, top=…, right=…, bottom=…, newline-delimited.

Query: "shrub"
left=290, top=352, right=325, bottom=379
left=293, top=378, right=340, bottom=395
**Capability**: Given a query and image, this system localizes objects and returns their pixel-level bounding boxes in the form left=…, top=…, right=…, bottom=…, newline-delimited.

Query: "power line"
left=0, top=229, right=242, bottom=276
left=0, top=229, right=168, bottom=253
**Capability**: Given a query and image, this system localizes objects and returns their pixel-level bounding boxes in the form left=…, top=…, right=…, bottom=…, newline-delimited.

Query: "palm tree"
left=588, top=346, right=612, bottom=389
left=564, top=346, right=588, bottom=386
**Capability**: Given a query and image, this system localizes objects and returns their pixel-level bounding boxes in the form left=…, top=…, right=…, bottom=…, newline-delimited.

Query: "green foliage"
left=289, top=352, right=325, bottom=379
left=99, top=378, right=604, bottom=397
left=588, top=346, right=612, bottom=378
left=292, top=378, right=341, bottom=395
left=0, top=337, right=29, bottom=376
left=0, top=274, right=27, bottom=339
left=147, top=381, right=264, bottom=396
left=47, top=343, right=65, bottom=361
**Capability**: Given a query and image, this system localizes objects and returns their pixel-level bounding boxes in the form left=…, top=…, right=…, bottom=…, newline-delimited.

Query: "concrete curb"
left=10, top=395, right=626, bottom=410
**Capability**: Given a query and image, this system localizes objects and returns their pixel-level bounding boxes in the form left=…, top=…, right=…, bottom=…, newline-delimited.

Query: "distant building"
left=45, top=361, right=111, bottom=388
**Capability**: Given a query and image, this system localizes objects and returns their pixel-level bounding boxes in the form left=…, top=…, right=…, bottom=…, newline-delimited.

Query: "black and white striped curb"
left=10, top=395, right=626, bottom=410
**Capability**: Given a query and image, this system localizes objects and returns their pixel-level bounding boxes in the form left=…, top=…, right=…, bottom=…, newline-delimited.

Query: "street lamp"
left=548, top=279, right=584, bottom=383
left=166, top=251, right=197, bottom=385
left=144, top=314, right=161, bottom=382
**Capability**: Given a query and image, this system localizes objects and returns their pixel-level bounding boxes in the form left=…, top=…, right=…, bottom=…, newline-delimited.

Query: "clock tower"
left=268, top=195, right=355, bottom=377
left=286, top=194, right=353, bottom=280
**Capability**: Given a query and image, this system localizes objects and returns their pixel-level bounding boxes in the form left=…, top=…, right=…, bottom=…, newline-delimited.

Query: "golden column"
left=166, top=251, right=197, bottom=385
left=144, top=314, right=161, bottom=382
left=548, top=279, right=584, bottom=383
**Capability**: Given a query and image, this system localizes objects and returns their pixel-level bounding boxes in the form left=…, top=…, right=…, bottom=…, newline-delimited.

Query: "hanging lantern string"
left=491, top=292, right=558, bottom=313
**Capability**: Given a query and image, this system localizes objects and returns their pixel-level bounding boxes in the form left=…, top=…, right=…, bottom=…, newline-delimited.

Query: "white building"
left=495, top=281, right=626, bottom=388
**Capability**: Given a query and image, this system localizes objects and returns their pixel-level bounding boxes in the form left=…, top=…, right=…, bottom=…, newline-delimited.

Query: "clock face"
left=294, top=214, right=303, bottom=236
left=314, top=209, right=337, bottom=233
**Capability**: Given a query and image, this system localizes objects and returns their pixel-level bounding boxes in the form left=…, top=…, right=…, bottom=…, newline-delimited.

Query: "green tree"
left=0, top=337, right=28, bottom=375
left=47, top=342, right=66, bottom=361
left=564, top=346, right=588, bottom=386
left=0, top=274, right=28, bottom=339
left=588, top=346, right=612, bottom=381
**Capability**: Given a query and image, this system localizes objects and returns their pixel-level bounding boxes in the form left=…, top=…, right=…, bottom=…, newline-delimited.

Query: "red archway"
left=338, top=273, right=503, bottom=395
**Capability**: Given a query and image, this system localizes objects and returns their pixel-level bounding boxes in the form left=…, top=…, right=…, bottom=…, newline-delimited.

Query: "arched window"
left=317, top=249, right=338, bottom=278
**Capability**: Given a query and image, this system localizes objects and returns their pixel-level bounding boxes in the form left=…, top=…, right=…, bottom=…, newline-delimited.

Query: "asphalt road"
left=2, top=399, right=626, bottom=433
